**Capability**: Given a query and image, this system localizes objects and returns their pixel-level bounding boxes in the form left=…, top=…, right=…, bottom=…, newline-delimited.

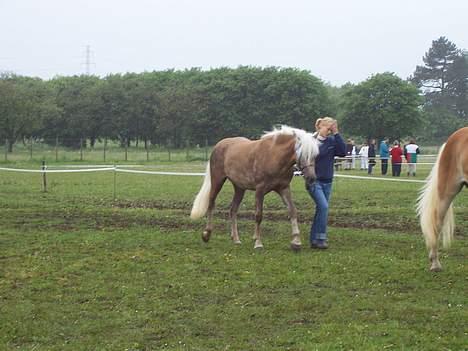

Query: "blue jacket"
left=379, top=141, right=389, bottom=158
left=315, top=133, right=346, bottom=182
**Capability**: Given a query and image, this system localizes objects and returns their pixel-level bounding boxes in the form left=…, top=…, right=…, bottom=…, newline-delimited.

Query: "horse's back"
left=451, top=127, right=468, bottom=183
left=210, top=134, right=296, bottom=191
left=212, top=137, right=253, bottom=162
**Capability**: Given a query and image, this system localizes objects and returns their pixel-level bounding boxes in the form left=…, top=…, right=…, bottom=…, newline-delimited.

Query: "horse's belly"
left=226, top=173, right=257, bottom=190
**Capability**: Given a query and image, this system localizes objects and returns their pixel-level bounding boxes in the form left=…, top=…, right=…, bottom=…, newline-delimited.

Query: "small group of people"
left=306, top=117, right=421, bottom=251
left=344, top=138, right=420, bottom=176
left=379, top=138, right=421, bottom=177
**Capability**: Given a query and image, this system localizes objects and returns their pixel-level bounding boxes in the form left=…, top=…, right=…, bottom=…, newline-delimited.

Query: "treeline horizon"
left=1, top=37, right=466, bottom=151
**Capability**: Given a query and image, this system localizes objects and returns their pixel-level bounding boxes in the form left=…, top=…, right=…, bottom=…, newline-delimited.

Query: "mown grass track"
left=0, top=162, right=466, bottom=350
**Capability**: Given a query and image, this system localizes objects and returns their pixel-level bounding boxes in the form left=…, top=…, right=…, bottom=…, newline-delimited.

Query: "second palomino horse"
left=417, top=127, right=468, bottom=271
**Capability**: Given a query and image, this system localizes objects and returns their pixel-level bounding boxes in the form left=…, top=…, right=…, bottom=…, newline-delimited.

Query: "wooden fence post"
left=125, top=138, right=128, bottom=162
left=80, top=138, right=83, bottom=161
left=29, top=138, right=33, bottom=160
left=55, top=136, right=59, bottom=162
left=42, top=160, right=47, bottom=192
left=104, top=138, right=107, bottom=162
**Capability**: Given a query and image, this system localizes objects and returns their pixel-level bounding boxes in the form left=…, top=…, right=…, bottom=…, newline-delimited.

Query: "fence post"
left=125, top=138, right=128, bottom=162
left=104, top=138, right=107, bottom=162
left=41, top=160, right=47, bottom=192
left=186, top=142, right=190, bottom=161
left=30, top=138, right=33, bottom=160
left=55, top=136, right=58, bottom=162
left=80, top=138, right=83, bottom=161
left=4, top=139, right=8, bottom=161
left=146, top=141, right=149, bottom=162
left=113, top=164, right=117, bottom=201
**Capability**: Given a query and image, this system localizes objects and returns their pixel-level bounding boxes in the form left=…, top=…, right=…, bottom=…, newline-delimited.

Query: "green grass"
left=0, top=161, right=467, bottom=350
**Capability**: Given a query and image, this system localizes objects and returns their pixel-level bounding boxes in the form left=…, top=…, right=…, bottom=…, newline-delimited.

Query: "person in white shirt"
left=359, top=142, right=369, bottom=170
left=404, top=139, right=420, bottom=176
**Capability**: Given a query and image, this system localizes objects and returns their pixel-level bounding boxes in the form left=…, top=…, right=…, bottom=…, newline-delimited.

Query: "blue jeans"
left=307, top=181, right=332, bottom=242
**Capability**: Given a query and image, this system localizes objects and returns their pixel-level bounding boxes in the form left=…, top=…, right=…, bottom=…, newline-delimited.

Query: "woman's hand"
left=329, top=122, right=339, bottom=135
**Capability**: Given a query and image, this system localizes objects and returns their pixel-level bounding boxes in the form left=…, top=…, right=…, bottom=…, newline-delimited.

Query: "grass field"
left=0, top=160, right=466, bottom=350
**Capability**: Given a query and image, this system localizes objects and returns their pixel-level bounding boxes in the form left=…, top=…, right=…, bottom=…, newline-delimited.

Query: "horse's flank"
left=218, top=133, right=297, bottom=191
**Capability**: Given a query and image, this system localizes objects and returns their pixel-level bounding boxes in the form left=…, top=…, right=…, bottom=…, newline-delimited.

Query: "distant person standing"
left=390, top=141, right=403, bottom=176
left=345, top=139, right=353, bottom=170
left=368, top=139, right=376, bottom=174
left=405, top=139, right=420, bottom=176
left=350, top=139, right=357, bottom=169
left=359, top=142, right=369, bottom=170
left=379, top=138, right=389, bottom=175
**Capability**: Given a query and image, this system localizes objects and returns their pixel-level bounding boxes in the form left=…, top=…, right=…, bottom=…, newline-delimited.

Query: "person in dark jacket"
left=306, top=117, right=346, bottom=249
left=368, top=139, right=376, bottom=174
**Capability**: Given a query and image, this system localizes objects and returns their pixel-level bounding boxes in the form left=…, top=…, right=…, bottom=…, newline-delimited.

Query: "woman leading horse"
left=190, top=124, right=320, bottom=251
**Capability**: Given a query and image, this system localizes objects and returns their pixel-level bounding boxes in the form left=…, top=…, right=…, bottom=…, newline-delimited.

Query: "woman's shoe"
left=311, top=240, right=328, bottom=249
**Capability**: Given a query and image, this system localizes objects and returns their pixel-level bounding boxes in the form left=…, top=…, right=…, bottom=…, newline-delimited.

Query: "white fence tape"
left=116, top=168, right=205, bottom=176
left=0, top=165, right=428, bottom=184
left=0, top=166, right=115, bottom=173
left=334, top=174, right=425, bottom=183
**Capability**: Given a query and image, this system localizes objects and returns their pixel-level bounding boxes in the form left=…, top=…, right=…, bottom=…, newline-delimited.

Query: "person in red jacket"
left=390, top=140, right=403, bottom=177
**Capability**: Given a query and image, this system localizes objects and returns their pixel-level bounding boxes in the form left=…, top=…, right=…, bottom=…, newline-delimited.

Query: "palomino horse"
left=417, top=127, right=468, bottom=271
left=190, top=125, right=320, bottom=250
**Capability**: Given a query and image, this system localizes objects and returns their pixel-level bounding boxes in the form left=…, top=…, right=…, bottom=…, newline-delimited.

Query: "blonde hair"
left=315, top=117, right=336, bottom=131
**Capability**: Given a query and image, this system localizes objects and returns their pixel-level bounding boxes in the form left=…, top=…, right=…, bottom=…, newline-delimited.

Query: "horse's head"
left=295, top=133, right=319, bottom=185
left=299, top=159, right=317, bottom=184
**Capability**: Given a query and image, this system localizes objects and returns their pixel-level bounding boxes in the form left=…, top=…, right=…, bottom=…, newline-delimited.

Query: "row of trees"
left=0, top=67, right=331, bottom=150
left=1, top=37, right=466, bottom=151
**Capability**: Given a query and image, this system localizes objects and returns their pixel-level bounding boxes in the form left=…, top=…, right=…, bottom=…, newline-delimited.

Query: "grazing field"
left=0, top=161, right=466, bottom=350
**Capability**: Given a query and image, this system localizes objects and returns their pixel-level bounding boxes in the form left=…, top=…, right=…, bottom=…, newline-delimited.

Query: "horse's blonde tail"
left=417, top=143, right=454, bottom=249
left=190, top=163, right=211, bottom=219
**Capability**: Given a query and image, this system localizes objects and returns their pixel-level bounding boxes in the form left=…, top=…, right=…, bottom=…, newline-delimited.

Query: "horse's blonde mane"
left=262, top=125, right=319, bottom=164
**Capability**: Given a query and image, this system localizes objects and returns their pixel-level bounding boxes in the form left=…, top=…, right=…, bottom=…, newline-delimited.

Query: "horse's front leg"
left=253, top=189, right=265, bottom=249
left=278, top=187, right=302, bottom=251
left=429, top=246, right=442, bottom=272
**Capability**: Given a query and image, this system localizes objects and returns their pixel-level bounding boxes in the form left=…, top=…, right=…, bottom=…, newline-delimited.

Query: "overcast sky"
left=1, top=0, right=467, bottom=86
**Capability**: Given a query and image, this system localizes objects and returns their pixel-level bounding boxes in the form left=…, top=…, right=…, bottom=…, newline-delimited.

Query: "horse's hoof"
left=233, top=240, right=242, bottom=245
left=430, top=265, right=442, bottom=272
left=290, top=243, right=302, bottom=252
left=202, top=231, right=210, bottom=243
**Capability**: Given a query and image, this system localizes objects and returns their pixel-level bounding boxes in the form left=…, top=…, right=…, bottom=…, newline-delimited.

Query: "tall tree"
left=341, top=73, right=423, bottom=141
left=412, top=37, right=459, bottom=96
left=446, top=51, right=468, bottom=119
left=411, top=37, right=467, bottom=140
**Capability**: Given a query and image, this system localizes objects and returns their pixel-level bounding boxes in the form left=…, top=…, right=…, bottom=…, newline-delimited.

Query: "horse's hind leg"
left=429, top=183, right=463, bottom=271
left=253, top=189, right=265, bottom=249
left=278, top=187, right=302, bottom=251
left=202, top=176, right=226, bottom=242
left=230, top=185, right=245, bottom=244
left=428, top=198, right=451, bottom=272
